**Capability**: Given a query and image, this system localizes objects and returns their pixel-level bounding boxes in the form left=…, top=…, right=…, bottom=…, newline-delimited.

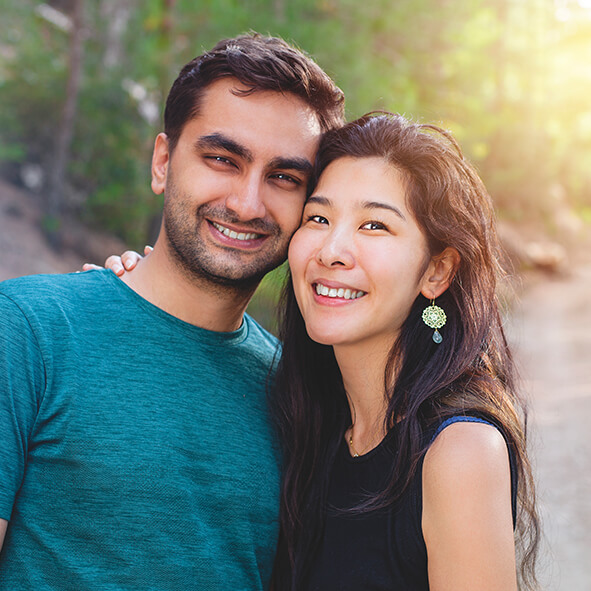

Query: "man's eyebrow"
left=195, top=133, right=254, bottom=162
left=362, top=200, right=406, bottom=221
left=268, top=156, right=313, bottom=173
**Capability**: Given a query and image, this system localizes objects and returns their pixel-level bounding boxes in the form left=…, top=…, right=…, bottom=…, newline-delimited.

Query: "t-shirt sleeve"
left=0, top=292, right=45, bottom=520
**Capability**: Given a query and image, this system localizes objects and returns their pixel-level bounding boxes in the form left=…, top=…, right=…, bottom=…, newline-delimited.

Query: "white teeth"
left=315, top=283, right=366, bottom=300
left=212, top=222, right=260, bottom=241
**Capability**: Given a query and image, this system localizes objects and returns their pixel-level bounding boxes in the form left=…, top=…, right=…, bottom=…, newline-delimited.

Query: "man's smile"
left=210, top=221, right=263, bottom=241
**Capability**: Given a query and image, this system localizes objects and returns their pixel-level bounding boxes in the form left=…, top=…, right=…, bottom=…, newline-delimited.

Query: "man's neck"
left=119, top=242, right=257, bottom=333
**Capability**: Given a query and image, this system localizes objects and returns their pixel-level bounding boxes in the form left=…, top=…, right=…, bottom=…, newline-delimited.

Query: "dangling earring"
left=422, top=299, right=446, bottom=344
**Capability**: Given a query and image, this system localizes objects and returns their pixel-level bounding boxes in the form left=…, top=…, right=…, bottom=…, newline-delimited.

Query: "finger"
left=82, top=263, right=103, bottom=271
left=143, top=245, right=154, bottom=255
left=104, top=255, right=124, bottom=276
left=121, top=250, right=142, bottom=271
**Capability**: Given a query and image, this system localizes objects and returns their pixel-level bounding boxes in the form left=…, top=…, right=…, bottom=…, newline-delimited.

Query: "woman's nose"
left=315, top=229, right=354, bottom=268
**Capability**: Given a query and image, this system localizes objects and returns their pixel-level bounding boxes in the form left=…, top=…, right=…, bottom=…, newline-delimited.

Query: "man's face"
left=152, top=78, right=322, bottom=289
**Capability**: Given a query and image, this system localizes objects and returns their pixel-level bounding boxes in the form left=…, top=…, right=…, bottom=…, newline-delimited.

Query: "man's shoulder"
left=1, top=268, right=110, bottom=291
left=242, top=314, right=281, bottom=374
left=244, top=314, right=280, bottom=349
left=0, top=269, right=115, bottom=312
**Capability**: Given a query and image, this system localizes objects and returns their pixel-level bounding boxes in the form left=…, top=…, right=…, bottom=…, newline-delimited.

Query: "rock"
left=524, top=241, right=567, bottom=273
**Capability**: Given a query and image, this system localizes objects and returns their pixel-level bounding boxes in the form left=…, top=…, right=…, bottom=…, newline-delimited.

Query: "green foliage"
left=0, top=6, right=69, bottom=179
left=1, top=0, right=591, bottom=326
left=247, top=262, right=289, bottom=335
left=71, top=79, right=156, bottom=243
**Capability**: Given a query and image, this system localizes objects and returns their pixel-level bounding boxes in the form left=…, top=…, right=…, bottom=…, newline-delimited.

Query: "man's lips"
left=207, top=220, right=268, bottom=248
left=210, top=221, right=264, bottom=241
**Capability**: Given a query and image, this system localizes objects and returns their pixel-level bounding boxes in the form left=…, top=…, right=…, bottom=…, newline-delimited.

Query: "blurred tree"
left=99, top=0, right=133, bottom=73
left=1, top=0, right=589, bottom=254
left=46, top=0, right=85, bottom=244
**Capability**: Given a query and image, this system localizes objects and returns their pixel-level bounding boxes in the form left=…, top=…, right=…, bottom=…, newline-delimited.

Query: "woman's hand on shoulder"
left=422, top=421, right=517, bottom=591
left=82, top=246, right=153, bottom=276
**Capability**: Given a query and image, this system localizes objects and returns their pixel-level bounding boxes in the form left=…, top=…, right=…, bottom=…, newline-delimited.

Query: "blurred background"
left=0, top=0, right=589, bottom=588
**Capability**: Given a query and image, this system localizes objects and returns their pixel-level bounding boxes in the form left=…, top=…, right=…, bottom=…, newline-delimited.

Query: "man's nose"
left=225, top=174, right=266, bottom=221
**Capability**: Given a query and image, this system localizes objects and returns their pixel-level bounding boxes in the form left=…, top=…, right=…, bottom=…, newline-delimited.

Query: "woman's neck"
left=334, top=342, right=395, bottom=455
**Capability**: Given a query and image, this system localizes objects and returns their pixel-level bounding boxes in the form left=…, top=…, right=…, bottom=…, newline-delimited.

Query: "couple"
left=0, top=33, right=539, bottom=590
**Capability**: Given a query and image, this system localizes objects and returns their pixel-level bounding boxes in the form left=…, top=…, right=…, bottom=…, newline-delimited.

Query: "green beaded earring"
left=422, top=299, right=446, bottom=344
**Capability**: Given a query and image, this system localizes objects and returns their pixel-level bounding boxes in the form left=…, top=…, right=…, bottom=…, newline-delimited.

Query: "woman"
left=102, top=113, right=539, bottom=590
left=271, top=113, right=539, bottom=590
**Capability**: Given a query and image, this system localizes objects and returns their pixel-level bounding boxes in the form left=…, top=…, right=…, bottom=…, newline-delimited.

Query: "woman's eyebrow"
left=306, top=196, right=406, bottom=221
left=362, top=200, right=406, bottom=221
left=305, top=195, right=331, bottom=206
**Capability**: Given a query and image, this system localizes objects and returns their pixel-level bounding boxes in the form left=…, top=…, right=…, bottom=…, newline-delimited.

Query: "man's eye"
left=206, top=156, right=235, bottom=167
left=272, top=173, right=301, bottom=185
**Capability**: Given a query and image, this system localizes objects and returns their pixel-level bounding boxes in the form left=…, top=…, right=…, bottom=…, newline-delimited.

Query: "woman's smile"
left=313, top=280, right=367, bottom=301
left=288, top=156, right=432, bottom=351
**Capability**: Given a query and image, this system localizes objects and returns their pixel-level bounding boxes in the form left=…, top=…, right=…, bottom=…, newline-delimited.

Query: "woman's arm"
left=422, top=421, right=517, bottom=591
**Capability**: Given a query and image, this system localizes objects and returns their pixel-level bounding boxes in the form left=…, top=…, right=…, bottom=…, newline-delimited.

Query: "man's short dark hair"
left=163, top=32, right=345, bottom=151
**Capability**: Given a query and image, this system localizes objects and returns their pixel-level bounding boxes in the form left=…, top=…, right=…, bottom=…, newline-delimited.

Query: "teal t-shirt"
left=0, top=270, right=281, bottom=590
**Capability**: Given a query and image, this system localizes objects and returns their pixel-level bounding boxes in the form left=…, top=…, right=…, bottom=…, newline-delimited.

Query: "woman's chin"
left=304, top=325, right=347, bottom=347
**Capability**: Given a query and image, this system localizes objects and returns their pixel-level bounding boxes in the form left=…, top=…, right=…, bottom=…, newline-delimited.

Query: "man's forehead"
left=197, top=78, right=322, bottom=136
left=181, top=81, right=322, bottom=162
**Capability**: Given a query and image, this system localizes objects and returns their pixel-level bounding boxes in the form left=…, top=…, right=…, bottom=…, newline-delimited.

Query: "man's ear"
left=151, top=133, right=170, bottom=195
left=420, top=247, right=461, bottom=300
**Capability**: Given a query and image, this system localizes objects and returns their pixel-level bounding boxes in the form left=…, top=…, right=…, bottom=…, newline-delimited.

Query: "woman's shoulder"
left=424, top=418, right=509, bottom=479
left=420, top=419, right=518, bottom=589
left=422, top=417, right=513, bottom=536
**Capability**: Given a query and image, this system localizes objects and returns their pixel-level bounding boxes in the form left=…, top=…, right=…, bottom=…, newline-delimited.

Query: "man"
left=0, top=33, right=344, bottom=590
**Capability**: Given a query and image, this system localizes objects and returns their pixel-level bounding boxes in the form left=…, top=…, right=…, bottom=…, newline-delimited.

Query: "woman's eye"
left=306, top=214, right=328, bottom=225
left=361, top=221, right=386, bottom=231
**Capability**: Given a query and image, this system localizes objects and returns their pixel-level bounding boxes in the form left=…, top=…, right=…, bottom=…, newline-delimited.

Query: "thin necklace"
left=345, top=392, right=373, bottom=457
left=348, top=430, right=361, bottom=457
left=347, top=426, right=371, bottom=458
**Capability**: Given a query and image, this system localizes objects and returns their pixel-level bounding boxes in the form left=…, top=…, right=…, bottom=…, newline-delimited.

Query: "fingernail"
left=113, top=264, right=124, bottom=276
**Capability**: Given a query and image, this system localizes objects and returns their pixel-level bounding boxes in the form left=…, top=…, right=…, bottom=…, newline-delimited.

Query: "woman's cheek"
left=287, top=228, right=308, bottom=273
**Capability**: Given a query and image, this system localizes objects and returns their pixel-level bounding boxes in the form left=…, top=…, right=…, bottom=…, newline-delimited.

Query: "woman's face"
left=288, top=156, right=434, bottom=352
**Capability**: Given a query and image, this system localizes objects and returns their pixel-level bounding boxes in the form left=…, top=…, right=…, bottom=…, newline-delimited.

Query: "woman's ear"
left=151, top=133, right=170, bottom=195
left=420, top=247, right=461, bottom=300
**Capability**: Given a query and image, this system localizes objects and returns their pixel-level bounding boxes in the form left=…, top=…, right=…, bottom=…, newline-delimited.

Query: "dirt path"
left=0, top=180, right=125, bottom=281
left=509, top=260, right=591, bottom=590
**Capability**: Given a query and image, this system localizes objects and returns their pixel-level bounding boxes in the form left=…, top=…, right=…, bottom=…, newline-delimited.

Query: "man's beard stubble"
left=162, top=190, right=290, bottom=296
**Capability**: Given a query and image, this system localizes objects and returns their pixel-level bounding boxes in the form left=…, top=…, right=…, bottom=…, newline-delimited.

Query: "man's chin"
left=166, top=230, right=288, bottom=289
left=177, top=256, right=283, bottom=291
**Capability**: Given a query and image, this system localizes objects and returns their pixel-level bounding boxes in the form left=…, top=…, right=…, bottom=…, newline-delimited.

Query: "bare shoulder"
left=424, top=420, right=510, bottom=480
left=422, top=422, right=517, bottom=590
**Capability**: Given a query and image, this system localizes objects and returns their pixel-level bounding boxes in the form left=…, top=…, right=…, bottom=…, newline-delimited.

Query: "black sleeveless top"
left=306, top=416, right=517, bottom=591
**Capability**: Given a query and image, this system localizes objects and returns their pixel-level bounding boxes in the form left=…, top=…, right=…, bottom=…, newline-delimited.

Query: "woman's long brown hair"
left=270, top=113, right=540, bottom=590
